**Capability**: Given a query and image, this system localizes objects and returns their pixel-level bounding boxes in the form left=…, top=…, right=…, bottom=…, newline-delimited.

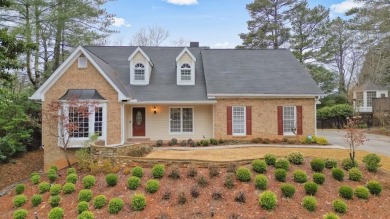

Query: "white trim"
left=314, top=99, right=317, bottom=137
left=212, top=104, right=215, bottom=138
left=128, top=47, right=154, bottom=66
left=282, top=106, right=296, bottom=136
left=209, top=94, right=323, bottom=98
left=168, top=107, right=194, bottom=135
left=30, top=46, right=129, bottom=101
left=232, top=106, right=246, bottom=136
left=126, top=101, right=216, bottom=105
left=78, top=57, right=87, bottom=68
left=121, top=103, right=125, bottom=145
left=175, top=47, right=197, bottom=62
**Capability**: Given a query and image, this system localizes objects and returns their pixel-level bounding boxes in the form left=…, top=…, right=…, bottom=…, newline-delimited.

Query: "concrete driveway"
left=318, top=129, right=390, bottom=156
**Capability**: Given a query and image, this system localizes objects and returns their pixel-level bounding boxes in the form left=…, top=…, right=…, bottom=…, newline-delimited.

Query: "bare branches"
left=130, top=25, right=169, bottom=47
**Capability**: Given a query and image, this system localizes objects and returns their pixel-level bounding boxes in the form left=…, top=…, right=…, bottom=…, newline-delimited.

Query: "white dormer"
left=128, top=47, right=153, bottom=85
left=176, top=47, right=196, bottom=86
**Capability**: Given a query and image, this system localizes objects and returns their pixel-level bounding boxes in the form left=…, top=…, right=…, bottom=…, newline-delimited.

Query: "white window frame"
left=232, top=106, right=246, bottom=136
left=180, top=63, right=192, bottom=81
left=177, top=61, right=195, bottom=85
left=366, top=91, right=376, bottom=107
left=134, top=63, right=145, bottom=81
left=78, top=56, right=87, bottom=69
left=169, top=107, right=194, bottom=134
left=283, top=106, right=296, bottom=136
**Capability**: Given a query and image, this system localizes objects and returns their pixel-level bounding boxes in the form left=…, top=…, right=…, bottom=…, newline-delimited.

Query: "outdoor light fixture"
left=153, top=106, right=157, bottom=114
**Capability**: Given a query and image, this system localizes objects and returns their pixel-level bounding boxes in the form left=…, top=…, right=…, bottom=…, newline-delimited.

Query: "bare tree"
left=345, top=118, right=367, bottom=165
left=130, top=25, right=169, bottom=46
left=171, top=37, right=189, bottom=47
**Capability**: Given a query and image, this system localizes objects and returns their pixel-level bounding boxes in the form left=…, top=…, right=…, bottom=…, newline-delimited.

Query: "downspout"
left=121, top=102, right=125, bottom=145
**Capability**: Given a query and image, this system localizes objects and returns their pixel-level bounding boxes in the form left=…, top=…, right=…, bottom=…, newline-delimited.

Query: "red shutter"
left=277, top=106, right=283, bottom=135
left=297, top=106, right=303, bottom=135
left=227, top=106, right=232, bottom=135
left=246, top=106, right=252, bottom=135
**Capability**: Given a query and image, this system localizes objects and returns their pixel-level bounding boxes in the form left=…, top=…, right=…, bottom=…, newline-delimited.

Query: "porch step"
left=127, top=138, right=151, bottom=144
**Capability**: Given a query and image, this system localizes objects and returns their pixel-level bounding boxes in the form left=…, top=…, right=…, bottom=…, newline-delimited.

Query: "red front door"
left=132, top=107, right=145, bottom=136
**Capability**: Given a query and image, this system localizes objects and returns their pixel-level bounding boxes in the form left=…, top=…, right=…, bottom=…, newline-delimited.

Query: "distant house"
left=353, top=81, right=388, bottom=114
left=30, top=43, right=324, bottom=169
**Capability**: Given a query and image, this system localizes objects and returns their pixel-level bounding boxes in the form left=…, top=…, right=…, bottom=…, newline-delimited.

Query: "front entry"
left=132, top=107, right=145, bottom=136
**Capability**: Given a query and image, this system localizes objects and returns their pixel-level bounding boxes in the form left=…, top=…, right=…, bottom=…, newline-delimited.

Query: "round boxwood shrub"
left=348, top=167, right=362, bottom=181
left=324, top=158, right=338, bottom=169
left=339, top=185, right=353, bottom=199
left=67, top=167, right=77, bottom=175
left=332, top=199, right=347, bottom=213
left=310, top=158, right=325, bottom=172
left=264, top=154, right=276, bottom=166
left=323, top=212, right=340, bottom=219
left=152, top=164, right=165, bottom=179
left=293, top=170, right=307, bottom=183
left=77, top=211, right=94, bottom=219
left=127, top=176, right=141, bottom=190
left=275, top=158, right=289, bottom=170
left=304, top=181, right=318, bottom=195
left=50, top=184, right=62, bottom=195
left=105, top=173, right=118, bottom=187
left=78, top=201, right=89, bottom=214
left=354, top=186, right=369, bottom=199
left=274, top=168, right=287, bottom=182
left=132, top=166, right=144, bottom=178
left=38, top=182, right=50, bottom=194
left=13, top=209, right=28, bottom=219
left=280, top=183, right=296, bottom=198
left=108, top=198, right=124, bottom=214
left=50, top=166, right=58, bottom=172
left=30, top=174, right=40, bottom=185
left=131, top=193, right=147, bottom=211
left=302, top=196, right=317, bottom=212
left=48, top=169, right=58, bottom=183
left=15, top=184, right=25, bottom=195
left=146, top=179, right=160, bottom=193
left=49, top=195, right=60, bottom=207
left=82, top=175, right=96, bottom=189
left=332, top=168, right=344, bottom=181
left=254, top=174, right=268, bottom=190
left=48, top=207, right=64, bottom=219
left=31, top=194, right=42, bottom=207
left=63, top=182, right=76, bottom=194
left=366, top=180, right=382, bottom=195
left=362, top=153, right=381, bottom=172
left=341, top=158, right=358, bottom=171
left=236, top=167, right=251, bottom=182
left=313, top=173, right=325, bottom=185
left=252, top=159, right=267, bottom=173
left=66, top=173, right=78, bottom=184
left=13, top=195, right=27, bottom=207
left=287, top=152, right=304, bottom=165
left=258, top=191, right=277, bottom=211
left=78, top=189, right=93, bottom=202
left=93, top=195, right=107, bottom=209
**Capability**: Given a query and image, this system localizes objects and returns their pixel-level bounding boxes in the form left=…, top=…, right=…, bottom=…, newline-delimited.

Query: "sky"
left=105, top=0, right=363, bottom=48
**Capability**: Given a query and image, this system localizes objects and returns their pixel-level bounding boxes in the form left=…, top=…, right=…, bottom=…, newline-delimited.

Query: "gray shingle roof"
left=355, top=80, right=387, bottom=92
left=59, top=89, right=106, bottom=100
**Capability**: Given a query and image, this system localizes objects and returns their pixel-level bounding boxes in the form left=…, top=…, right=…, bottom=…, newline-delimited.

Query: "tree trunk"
left=52, top=0, right=64, bottom=72
left=33, top=2, right=40, bottom=89
left=25, top=2, right=36, bottom=88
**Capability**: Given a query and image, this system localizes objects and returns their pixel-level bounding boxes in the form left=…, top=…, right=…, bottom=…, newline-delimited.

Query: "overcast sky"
left=105, top=0, right=363, bottom=48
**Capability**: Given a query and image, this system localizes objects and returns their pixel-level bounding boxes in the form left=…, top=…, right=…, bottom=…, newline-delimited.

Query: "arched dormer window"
left=134, top=63, right=145, bottom=81
left=180, top=63, right=191, bottom=81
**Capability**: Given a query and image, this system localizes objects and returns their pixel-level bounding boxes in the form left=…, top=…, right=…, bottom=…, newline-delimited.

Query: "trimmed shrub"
left=236, top=167, right=251, bottom=182
left=258, top=191, right=277, bottom=211
left=332, top=168, right=344, bottom=181
left=339, top=185, right=353, bottom=199
left=348, top=167, right=362, bottom=181
left=48, top=169, right=58, bottom=183
left=235, top=191, right=246, bottom=203
left=178, top=192, right=187, bottom=205
left=210, top=138, right=218, bottom=145
left=262, top=138, right=271, bottom=144
left=49, top=195, right=60, bottom=207
left=67, top=168, right=77, bottom=175
left=310, top=158, right=325, bottom=172
left=146, top=179, right=159, bottom=193
left=313, top=173, right=325, bottom=185
left=77, top=201, right=89, bottom=214
left=132, top=166, right=143, bottom=178
left=13, top=209, right=28, bottom=219
left=366, top=180, right=382, bottom=195
left=281, top=183, right=296, bottom=198
left=201, top=140, right=209, bottom=146
left=50, top=166, right=58, bottom=172
left=191, top=185, right=199, bottom=198
left=187, top=164, right=198, bottom=177
left=170, top=138, right=178, bottom=145
left=105, top=173, right=118, bottom=187
left=66, top=173, right=78, bottom=184
left=316, top=137, right=328, bottom=145
left=127, top=176, right=141, bottom=190
left=302, top=196, right=317, bottom=212
left=108, top=198, right=124, bottom=214
left=77, top=211, right=94, bottom=219
left=224, top=173, right=235, bottom=189
left=15, top=184, right=25, bottom=195
left=208, top=163, right=220, bottom=178
left=155, top=140, right=163, bottom=147
left=252, top=159, right=267, bottom=173
left=38, top=182, right=50, bottom=194
left=62, top=183, right=76, bottom=194
left=323, top=213, right=340, bottom=219
left=93, top=195, right=107, bottom=209
left=254, top=174, right=268, bottom=190
left=264, top=154, right=276, bottom=166
left=197, top=175, right=209, bottom=187
left=227, top=162, right=237, bottom=173
left=212, top=190, right=222, bottom=200
left=78, top=189, right=93, bottom=202
left=31, top=175, right=40, bottom=185
left=293, top=170, right=307, bottom=183
left=48, top=207, right=64, bottom=219
left=13, top=195, right=27, bottom=207
left=332, top=199, right=347, bottom=213
left=82, top=175, right=96, bottom=189
left=152, top=164, right=165, bottom=179
left=31, top=194, right=42, bottom=207
left=287, top=152, right=304, bottom=165
left=275, top=158, right=289, bottom=170
left=324, top=158, right=338, bottom=169
left=362, top=153, right=381, bottom=172
left=167, top=165, right=181, bottom=179
left=131, top=193, right=147, bottom=211
left=162, top=190, right=171, bottom=200
left=304, top=182, right=318, bottom=195
left=354, top=186, right=369, bottom=199
left=50, top=184, right=62, bottom=196
left=341, top=158, right=358, bottom=171
left=274, top=168, right=287, bottom=182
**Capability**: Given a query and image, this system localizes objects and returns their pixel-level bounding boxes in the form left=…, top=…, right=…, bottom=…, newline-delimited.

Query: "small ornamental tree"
left=345, top=118, right=366, bottom=166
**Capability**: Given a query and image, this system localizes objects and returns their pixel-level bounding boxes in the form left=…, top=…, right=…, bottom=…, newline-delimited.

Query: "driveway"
left=318, top=129, right=390, bottom=156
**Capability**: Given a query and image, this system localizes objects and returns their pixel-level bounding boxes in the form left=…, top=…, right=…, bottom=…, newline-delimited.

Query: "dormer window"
left=134, top=63, right=145, bottom=81
left=128, top=47, right=153, bottom=85
left=180, top=63, right=192, bottom=81
left=78, top=56, right=87, bottom=69
left=176, top=48, right=196, bottom=86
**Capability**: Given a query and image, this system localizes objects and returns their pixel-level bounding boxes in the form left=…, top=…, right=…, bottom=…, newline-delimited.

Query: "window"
left=283, top=106, right=296, bottom=135
left=367, top=91, right=376, bottom=107
left=78, top=57, right=87, bottom=68
left=94, top=107, right=103, bottom=136
left=381, top=94, right=386, bottom=98
left=232, top=106, right=246, bottom=135
left=356, top=92, right=363, bottom=107
left=69, top=107, right=89, bottom=138
left=180, top=63, right=191, bottom=81
left=170, top=108, right=193, bottom=133
left=134, top=63, right=145, bottom=81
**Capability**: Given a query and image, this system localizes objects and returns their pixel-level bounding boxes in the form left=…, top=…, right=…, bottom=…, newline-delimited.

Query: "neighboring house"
left=31, top=43, right=323, bottom=168
left=352, top=81, right=388, bottom=114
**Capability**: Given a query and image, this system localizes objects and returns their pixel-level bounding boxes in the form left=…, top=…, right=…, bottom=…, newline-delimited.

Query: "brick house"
left=30, top=43, right=323, bottom=169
